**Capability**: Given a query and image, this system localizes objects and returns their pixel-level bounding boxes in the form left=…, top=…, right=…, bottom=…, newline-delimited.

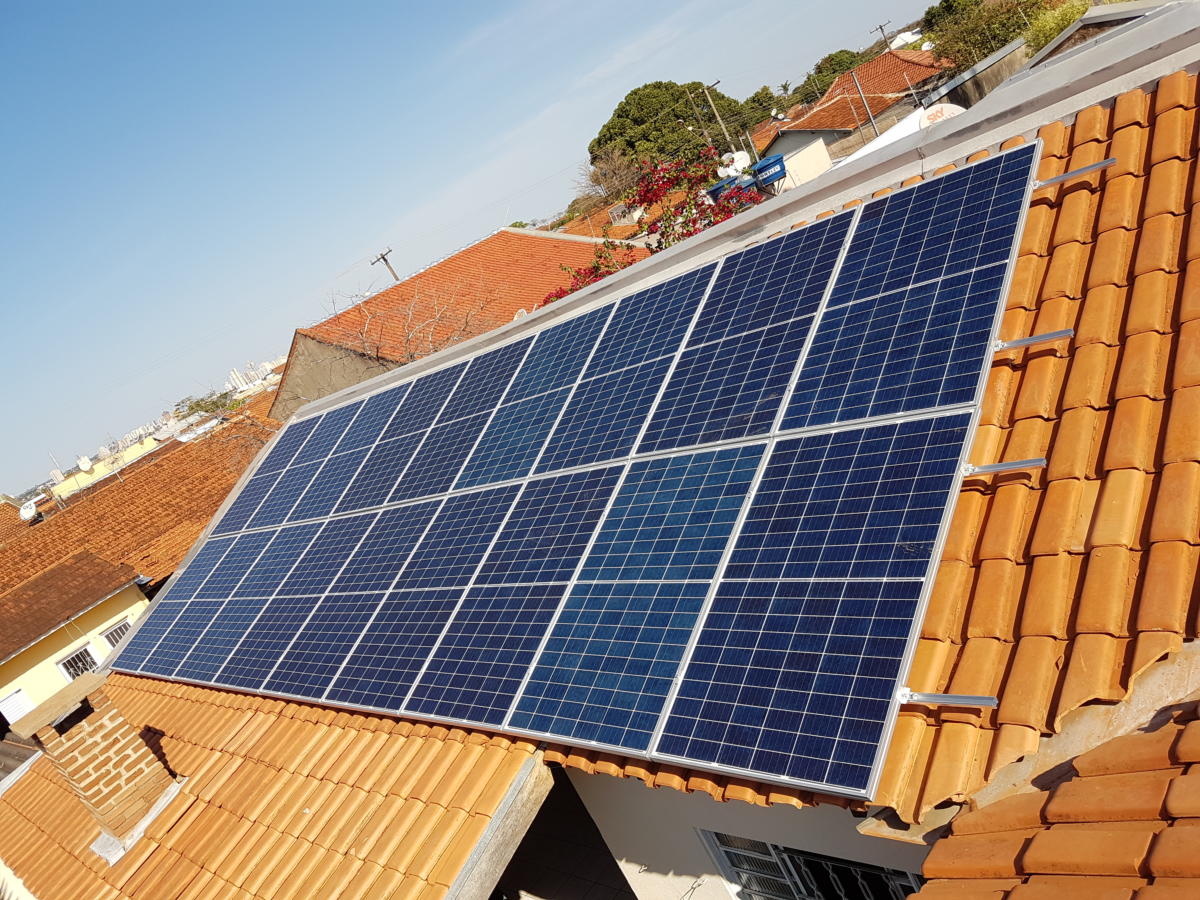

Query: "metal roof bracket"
left=897, top=688, right=999, bottom=708
left=993, top=328, right=1074, bottom=351
left=961, top=457, right=1047, bottom=476
left=1034, top=157, right=1116, bottom=189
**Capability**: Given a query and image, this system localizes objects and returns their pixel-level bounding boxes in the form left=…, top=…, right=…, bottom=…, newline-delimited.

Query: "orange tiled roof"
left=296, top=229, right=649, bottom=364
left=0, top=551, right=137, bottom=663
left=784, top=50, right=947, bottom=133
left=0, top=415, right=277, bottom=595
left=918, top=705, right=1200, bottom=896
left=0, top=672, right=540, bottom=899
left=557, top=203, right=643, bottom=240
left=0, top=500, right=26, bottom=543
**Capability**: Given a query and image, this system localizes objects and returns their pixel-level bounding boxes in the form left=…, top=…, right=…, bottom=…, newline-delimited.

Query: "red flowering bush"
left=539, top=145, right=765, bottom=307
left=537, top=238, right=643, bottom=308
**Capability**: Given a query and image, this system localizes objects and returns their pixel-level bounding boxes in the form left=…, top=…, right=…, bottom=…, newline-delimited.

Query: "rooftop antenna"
left=370, top=248, right=400, bottom=283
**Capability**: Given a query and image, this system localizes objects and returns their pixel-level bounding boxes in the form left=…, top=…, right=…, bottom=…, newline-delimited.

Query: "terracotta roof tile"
left=0, top=673, right=542, bottom=898
left=0, top=550, right=137, bottom=662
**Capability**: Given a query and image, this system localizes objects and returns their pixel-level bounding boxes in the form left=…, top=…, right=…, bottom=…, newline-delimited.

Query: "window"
left=57, top=645, right=99, bottom=681
left=705, top=831, right=922, bottom=900
left=103, top=619, right=132, bottom=648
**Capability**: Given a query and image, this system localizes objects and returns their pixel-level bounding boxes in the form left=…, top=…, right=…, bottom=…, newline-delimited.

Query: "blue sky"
left=0, top=0, right=922, bottom=494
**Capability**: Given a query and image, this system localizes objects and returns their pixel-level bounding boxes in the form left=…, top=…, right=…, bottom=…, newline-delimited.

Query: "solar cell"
left=211, top=470, right=281, bottom=535
left=194, top=531, right=274, bottom=599
left=724, top=414, right=971, bottom=583
left=276, top=513, right=376, bottom=596
left=639, top=316, right=812, bottom=453
left=380, top=362, right=466, bottom=440
left=535, top=357, right=672, bottom=473
left=577, top=446, right=763, bottom=583
left=244, top=460, right=321, bottom=529
left=331, top=501, right=441, bottom=593
left=407, top=582, right=570, bottom=725
left=437, top=337, right=532, bottom=422
left=391, top=485, right=519, bottom=589
left=509, top=581, right=712, bottom=749
left=334, top=431, right=424, bottom=513
left=455, top=389, right=569, bottom=490
left=291, top=401, right=362, bottom=467
left=506, top=306, right=610, bottom=402
left=784, top=261, right=1007, bottom=430
left=585, top=264, right=716, bottom=378
left=231, top=523, right=322, bottom=598
left=139, top=600, right=227, bottom=677
left=332, top=383, right=410, bottom=454
left=657, top=578, right=921, bottom=791
left=324, top=588, right=465, bottom=709
left=217, top=594, right=325, bottom=690
left=111, top=601, right=186, bottom=670
left=390, top=412, right=489, bottom=502
left=254, top=416, right=320, bottom=475
left=116, top=145, right=1038, bottom=797
left=474, top=467, right=622, bottom=585
left=151, top=537, right=233, bottom=603
left=263, top=592, right=387, bottom=696
left=688, top=212, right=852, bottom=346
left=829, top=144, right=1036, bottom=306
left=286, top=448, right=370, bottom=522
left=174, top=597, right=272, bottom=682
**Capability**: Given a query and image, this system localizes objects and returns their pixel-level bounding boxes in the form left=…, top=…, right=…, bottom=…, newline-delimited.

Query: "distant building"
left=760, top=50, right=951, bottom=161
left=269, top=227, right=649, bottom=420
left=0, top=551, right=147, bottom=731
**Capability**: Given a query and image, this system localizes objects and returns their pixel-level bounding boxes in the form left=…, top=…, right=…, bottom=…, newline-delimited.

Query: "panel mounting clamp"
left=1034, top=157, right=1116, bottom=189
left=993, top=329, right=1074, bottom=352
left=961, top=457, right=1046, bottom=476
left=897, top=688, right=999, bottom=708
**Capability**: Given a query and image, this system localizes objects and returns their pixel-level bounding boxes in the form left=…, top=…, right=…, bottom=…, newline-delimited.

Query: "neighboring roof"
left=783, top=50, right=947, bottom=133
left=918, top=705, right=1200, bottom=896
left=0, top=500, right=25, bottom=543
left=556, top=203, right=643, bottom=240
left=0, top=672, right=541, bottom=899
left=0, top=551, right=137, bottom=665
left=295, top=229, right=649, bottom=364
left=0, top=414, right=277, bottom=596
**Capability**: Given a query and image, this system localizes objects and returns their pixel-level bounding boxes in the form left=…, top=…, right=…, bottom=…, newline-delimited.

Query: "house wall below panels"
left=568, top=770, right=928, bottom=900
left=268, top=334, right=403, bottom=422
left=0, top=586, right=148, bottom=717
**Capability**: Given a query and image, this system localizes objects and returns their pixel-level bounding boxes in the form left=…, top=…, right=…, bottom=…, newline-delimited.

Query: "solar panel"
left=116, top=143, right=1038, bottom=798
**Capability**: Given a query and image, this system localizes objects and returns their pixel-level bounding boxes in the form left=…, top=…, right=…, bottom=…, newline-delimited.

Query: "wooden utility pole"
left=370, top=248, right=400, bottom=282
left=683, top=87, right=714, bottom=145
left=701, top=82, right=736, bottom=152
left=872, top=21, right=892, bottom=46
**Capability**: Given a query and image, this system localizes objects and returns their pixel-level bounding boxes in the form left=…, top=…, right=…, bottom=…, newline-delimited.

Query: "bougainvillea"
left=539, top=145, right=765, bottom=307
left=538, top=238, right=644, bottom=308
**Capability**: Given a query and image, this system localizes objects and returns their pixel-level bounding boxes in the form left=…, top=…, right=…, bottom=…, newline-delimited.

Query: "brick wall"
left=34, top=687, right=174, bottom=840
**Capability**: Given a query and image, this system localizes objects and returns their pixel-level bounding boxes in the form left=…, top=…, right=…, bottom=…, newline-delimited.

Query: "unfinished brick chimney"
left=12, top=672, right=178, bottom=862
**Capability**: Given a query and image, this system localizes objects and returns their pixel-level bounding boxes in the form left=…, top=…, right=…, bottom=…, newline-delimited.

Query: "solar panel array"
left=115, top=143, right=1039, bottom=797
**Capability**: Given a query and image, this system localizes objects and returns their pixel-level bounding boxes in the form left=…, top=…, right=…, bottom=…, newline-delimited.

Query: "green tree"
left=174, top=389, right=243, bottom=418
left=923, top=0, right=980, bottom=30
left=743, top=85, right=777, bottom=122
left=588, top=81, right=748, bottom=162
left=931, top=0, right=1044, bottom=70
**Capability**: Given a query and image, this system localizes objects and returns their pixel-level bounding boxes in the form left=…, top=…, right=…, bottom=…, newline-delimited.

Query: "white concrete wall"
left=779, top=138, right=833, bottom=192
left=569, top=771, right=928, bottom=900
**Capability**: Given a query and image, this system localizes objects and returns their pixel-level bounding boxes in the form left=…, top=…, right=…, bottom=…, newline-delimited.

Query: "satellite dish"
left=717, top=151, right=753, bottom=178
left=76, top=455, right=92, bottom=472
left=919, top=103, right=966, bottom=128
left=18, top=500, right=38, bottom=521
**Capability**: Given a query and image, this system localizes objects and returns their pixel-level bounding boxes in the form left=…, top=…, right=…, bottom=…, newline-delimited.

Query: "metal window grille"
left=58, top=646, right=98, bottom=680
left=707, top=831, right=922, bottom=900
left=103, top=620, right=132, bottom=648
